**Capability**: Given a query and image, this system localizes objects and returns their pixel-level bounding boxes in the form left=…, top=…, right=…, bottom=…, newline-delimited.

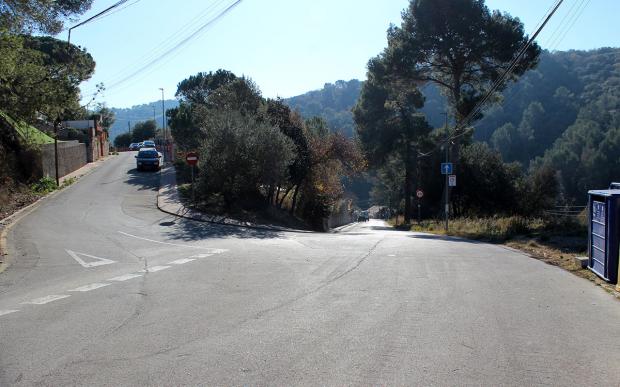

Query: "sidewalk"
left=157, top=166, right=309, bottom=233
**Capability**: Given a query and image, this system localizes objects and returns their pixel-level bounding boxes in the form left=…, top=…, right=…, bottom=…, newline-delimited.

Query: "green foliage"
left=176, top=69, right=237, bottom=104
left=89, top=104, right=115, bottom=131
left=130, top=120, right=157, bottom=143
left=114, top=132, right=131, bottom=148
left=353, top=41, right=432, bottom=221
left=0, top=33, right=96, bottom=122
left=30, top=176, right=57, bottom=194
left=389, top=0, right=540, bottom=125
left=0, top=0, right=93, bottom=34
left=196, top=110, right=295, bottom=205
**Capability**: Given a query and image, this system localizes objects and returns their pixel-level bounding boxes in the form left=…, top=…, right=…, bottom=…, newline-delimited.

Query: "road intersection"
left=1, top=152, right=620, bottom=385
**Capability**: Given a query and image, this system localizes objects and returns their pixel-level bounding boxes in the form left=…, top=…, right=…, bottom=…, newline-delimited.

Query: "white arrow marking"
left=108, top=273, right=143, bottom=282
left=118, top=232, right=228, bottom=253
left=70, top=283, right=111, bottom=292
left=140, top=265, right=171, bottom=273
left=189, top=253, right=214, bottom=259
left=21, top=295, right=70, bottom=305
left=169, top=258, right=196, bottom=265
left=66, top=250, right=117, bottom=268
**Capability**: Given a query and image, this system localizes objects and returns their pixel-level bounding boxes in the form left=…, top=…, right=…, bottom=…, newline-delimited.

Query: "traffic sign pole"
left=444, top=113, right=449, bottom=233
left=186, top=152, right=199, bottom=207
left=191, top=164, right=195, bottom=207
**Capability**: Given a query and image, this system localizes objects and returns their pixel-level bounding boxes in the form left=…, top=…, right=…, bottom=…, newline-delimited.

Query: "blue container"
left=587, top=187, right=620, bottom=283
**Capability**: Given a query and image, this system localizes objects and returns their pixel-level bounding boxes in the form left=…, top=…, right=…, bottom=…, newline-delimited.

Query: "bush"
left=196, top=110, right=294, bottom=206
left=30, top=176, right=57, bottom=194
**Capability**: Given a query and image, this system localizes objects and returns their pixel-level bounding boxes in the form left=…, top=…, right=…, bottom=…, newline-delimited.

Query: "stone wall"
left=39, top=141, right=87, bottom=179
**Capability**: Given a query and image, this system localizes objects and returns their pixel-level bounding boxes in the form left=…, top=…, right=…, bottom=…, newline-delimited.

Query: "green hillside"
left=283, top=48, right=620, bottom=202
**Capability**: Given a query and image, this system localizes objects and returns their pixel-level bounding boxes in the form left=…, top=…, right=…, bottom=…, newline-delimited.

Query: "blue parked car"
left=135, top=148, right=162, bottom=171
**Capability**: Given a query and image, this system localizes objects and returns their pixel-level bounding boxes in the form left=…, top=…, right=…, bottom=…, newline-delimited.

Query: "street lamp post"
left=158, top=88, right=167, bottom=161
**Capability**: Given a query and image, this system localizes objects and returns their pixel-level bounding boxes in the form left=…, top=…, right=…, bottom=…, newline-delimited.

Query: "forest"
left=285, top=48, right=620, bottom=207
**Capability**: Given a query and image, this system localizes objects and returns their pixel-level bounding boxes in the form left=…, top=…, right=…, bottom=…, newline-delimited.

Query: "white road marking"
left=66, top=250, right=117, bottom=268
left=108, top=273, right=143, bottom=282
left=21, top=295, right=71, bottom=305
left=189, top=253, right=214, bottom=259
left=0, top=310, right=19, bottom=317
left=169, top=258, right=196, bottom=265
left=388, top=254, right=396, bottom=257
left=140, top=265, right=171, bottom=273
left=118, top=231, right=228, bottom=253
left=70, top=283, right=111, bottom=292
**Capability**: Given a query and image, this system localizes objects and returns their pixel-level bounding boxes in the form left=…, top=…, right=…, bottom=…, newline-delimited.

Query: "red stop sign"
left=186, top=152, right=199, bottom=166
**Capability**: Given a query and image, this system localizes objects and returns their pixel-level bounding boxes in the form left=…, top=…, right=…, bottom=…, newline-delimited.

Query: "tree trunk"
left=275, top=185, right=281, bottom=206
left=278, top=186, right=293, bottom=208
left=404, top=145, right=412, bottom=224
left=290, top=184, right=300, bottom=215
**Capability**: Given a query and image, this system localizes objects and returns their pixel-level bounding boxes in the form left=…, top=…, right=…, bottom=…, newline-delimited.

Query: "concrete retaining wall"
left=326, top=210, right=355, bottom=230
left=40, top=141, right=87, bottom=179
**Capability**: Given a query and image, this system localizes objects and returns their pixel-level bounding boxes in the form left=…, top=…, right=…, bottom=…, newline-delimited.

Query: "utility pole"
left=54, top=119, right=60, bottom=186
left=159, top=88, right=166, bottom=161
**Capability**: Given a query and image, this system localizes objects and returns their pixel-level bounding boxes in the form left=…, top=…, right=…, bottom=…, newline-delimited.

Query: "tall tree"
left=131, top=120, right=157, bottom=143
left=0, top=0, right=93, bottom=34
left=266, top=98, right=311, bottom=209
left=0, top=34, right=95, bottom=121
left=387, top=0, right=540, bottom=148
left=354, top=55, right=432, bottom=223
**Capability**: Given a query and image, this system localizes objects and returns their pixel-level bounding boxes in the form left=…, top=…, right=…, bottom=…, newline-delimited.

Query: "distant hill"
left=285, top=80, right=362, bottom=137
left=283, top=79, right=447, bottom=138
left=109, top=99, right=179, bottom=141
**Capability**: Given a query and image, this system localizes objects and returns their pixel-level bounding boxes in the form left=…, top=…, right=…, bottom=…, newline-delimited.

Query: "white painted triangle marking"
left=66, top=250, right=117, bottom=268
left=0, top=310, right=19, bottom=317
left=189, top=253, right=214, bottom=259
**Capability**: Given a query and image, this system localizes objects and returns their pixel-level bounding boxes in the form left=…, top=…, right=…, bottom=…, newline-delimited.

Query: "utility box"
left=587, top=187, right=620, bottom=283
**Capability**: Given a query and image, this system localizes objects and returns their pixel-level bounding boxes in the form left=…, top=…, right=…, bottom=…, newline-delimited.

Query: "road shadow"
left=370, top=225, right=400, bottom=231
left=408, top=233, right=484, bottom=244
left=162, top=216, right=289, bottom=241
left=124, top=168, right=160, bottom=192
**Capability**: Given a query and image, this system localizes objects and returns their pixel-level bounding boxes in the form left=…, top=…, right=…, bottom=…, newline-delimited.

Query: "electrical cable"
left=548, top=0, right=590, bottom=51
left=81, top=0, right=242, bottom=100
left=80, top=0, right=233, bottom=96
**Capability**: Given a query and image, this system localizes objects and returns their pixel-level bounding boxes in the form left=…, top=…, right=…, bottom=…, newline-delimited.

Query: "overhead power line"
left=69, top=0, right=132, bottom=32
left=81, top=0, right=233, bottom=95
left=82, top=0, right=243, bottom=100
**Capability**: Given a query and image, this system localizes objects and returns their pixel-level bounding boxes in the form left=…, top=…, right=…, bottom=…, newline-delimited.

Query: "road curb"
left=156, top=165, right=312, bottom=234
left=0, top=155, right=115, bottom=274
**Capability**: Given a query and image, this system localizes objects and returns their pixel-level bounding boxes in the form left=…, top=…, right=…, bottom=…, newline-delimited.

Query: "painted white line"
left=169, top=258, right=196, bottom=265
left=21, top=295, right=71, bottom=305
left=118, top=231, right=228, bottom=253
left=0, top=310, right=19, bottom=317
left=108, top=273, right=143, bottom=282
left=69, top=283, right=111, bottom=292
left=140, top=265, right=171, bottom=273
left=189, top=253, right=214, bottom=259
left=66, top=250, right=117, bottom=268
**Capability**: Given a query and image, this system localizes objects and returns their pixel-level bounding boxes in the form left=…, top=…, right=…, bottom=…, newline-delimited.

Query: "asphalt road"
left=1, top=152, right=620, bottom=386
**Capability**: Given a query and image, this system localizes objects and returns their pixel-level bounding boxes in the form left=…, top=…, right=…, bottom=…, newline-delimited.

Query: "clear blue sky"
left=66, top=0, right=620, bottom=108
